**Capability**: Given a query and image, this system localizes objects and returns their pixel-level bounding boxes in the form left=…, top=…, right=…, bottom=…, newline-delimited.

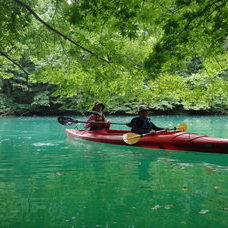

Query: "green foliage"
left=145, top=0, right=228, bottom=76
left=181, top=72, right=228, bottom=112
left=0, top=94, right=12, bottom=114
left=141, top=75, right=184, bottom=110
left=0, top=0, right=33, bottom=49
left=31, top=91, right=50, bottom=107
left=0, top=0, right=228, bottom=115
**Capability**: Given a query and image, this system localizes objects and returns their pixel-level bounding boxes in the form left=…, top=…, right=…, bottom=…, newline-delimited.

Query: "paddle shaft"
left=142, top=129, right=167, bottom=136
left=129, top=129, right=166, bottom=140
left=72, top=120, right=127, bottom=125
left=128, top=127, right=178, bottom=140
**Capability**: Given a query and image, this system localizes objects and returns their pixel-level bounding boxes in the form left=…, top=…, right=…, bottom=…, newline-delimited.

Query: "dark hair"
left=138, top=105, right=149, bottom=113
left=92, top=101, right=105, bottom=111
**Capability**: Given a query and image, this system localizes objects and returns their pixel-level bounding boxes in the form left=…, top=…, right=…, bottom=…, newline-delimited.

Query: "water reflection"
left=0, top=116, right=228, bottom=228
left=67, top=135, right=228, bottom=167
left=66, top=136, right=228, bottom=227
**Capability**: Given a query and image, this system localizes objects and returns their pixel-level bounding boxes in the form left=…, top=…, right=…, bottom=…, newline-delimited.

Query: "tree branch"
left=13, top=0, right=110, bottom=64
left=195, top=0, right=227, bottom=29
left=0, top=50, right=29, bottom=75
left=180, top=0, right=226, bottom=35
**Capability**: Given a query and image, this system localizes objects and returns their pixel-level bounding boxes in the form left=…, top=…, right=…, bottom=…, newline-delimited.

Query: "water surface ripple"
left=0, top=116, right=228, bottom=228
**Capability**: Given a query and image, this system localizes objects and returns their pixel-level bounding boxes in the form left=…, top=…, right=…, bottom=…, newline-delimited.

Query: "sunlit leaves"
left=145, top=0, right=228, bottom=76
left=1, top=0, right=228, bottom=114
left=31, top=91, right=50, bottom=107
left=181, top=72, right=228, bottom=112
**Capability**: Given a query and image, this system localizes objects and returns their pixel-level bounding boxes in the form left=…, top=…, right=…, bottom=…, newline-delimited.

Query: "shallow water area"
left=0, top=116, right=228, bottom=227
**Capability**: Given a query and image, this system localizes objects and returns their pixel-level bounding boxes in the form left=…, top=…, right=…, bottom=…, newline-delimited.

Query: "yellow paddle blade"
left=177, top=123, right=187, bottom=131
left=123, top=133, right=141, bottom=145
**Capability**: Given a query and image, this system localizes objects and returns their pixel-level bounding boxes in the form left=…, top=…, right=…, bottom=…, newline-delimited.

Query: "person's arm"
left=149, top=119, right=166, bottom=131
left=103, top=116, right=110, bottom=129
left=84, top=114, right=96, bottom=130
left=126, top=118, right=135, bottom=127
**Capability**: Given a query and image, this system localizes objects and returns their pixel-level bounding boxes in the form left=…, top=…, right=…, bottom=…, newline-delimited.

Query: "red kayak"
left=66, top=129, right=228, bottom=154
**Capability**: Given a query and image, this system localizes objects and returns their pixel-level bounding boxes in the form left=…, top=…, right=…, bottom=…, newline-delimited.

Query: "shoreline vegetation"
left=1, top=68, right=228, bottom=117
left=1, top=75, right=228, bottom=117
left=1, top=1, right=228, bottom=117
left=1, top=108, right=228, bottom=117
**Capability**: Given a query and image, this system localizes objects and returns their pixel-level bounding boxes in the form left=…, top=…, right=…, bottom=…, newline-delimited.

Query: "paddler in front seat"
left=84, top=101, right=110, bottom=131
left=127, top=105, right=168, bottom=134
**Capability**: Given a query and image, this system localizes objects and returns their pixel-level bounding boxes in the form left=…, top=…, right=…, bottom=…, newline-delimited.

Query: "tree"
left=0, top=0, right=228, bottom=114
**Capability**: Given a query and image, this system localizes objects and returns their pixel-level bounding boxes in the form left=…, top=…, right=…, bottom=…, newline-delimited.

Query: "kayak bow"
left=66, top=129, right=228, bottom=154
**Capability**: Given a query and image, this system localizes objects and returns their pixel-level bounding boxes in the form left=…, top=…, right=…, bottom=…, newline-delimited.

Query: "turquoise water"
left=0, top=116, right=228, bottom=228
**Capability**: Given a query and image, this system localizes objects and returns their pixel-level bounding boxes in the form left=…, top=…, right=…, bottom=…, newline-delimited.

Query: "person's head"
left=138, top=105, right=150, bottom=117
left=92, top=101, right=105, bottom=112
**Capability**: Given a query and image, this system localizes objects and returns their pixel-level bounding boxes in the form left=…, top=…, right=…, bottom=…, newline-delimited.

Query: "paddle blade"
left=57, top=117, right=77, bottom=126
left=177, top=123, right=187, bottom=131
left=123, top=133, right=141, bottom=145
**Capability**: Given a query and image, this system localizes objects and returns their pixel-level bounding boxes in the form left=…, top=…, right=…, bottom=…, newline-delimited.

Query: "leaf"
left=151, top=205, right=162, bottom=210
left=182, top=186, right=190, bottom=191
left=214, top=186, right=221, bottom=190
left=199, top=209, right=209, bottom=214
left=164, top=204, right=175, bottom=209
left=205, top=168, right=217, bottom=173
left=54, top=172, right=67, bottom=176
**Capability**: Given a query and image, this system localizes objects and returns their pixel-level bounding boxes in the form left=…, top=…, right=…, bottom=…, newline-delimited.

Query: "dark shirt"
left=127, top=117, right=164, bottom=134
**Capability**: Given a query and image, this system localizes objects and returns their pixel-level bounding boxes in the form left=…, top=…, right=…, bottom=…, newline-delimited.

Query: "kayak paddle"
left=57, top=116, right=128, bottom=126
left=123, top=123, right=187, bottom=145
left=176, top=123, right=187, bottom=131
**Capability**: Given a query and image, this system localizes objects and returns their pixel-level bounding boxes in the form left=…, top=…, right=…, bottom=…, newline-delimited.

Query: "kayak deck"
left=66, top=129, right=228, bottom=154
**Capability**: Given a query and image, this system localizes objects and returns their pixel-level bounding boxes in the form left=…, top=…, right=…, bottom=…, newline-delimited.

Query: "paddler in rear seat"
left=127, top=105, right=168, bottom=134
left=85, top=101, right=110, bottom=131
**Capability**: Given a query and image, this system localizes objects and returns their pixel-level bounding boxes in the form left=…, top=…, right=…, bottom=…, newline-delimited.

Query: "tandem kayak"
left=66, top=129, right=228, bottom=154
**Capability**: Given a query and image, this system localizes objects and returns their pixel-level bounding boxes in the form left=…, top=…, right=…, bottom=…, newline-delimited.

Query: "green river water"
left=0, top=116, right=228, bottom=228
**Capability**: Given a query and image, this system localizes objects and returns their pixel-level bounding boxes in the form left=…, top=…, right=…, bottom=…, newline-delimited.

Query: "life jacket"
left=89, top=112, right=107, bottom=130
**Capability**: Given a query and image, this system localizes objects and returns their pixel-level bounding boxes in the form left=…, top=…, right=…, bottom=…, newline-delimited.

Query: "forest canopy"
left=0, top=0, right=228, bottom=115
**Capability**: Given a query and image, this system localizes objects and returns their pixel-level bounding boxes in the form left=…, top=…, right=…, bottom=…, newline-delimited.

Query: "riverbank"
left=1, top=109, right=228, bottom=117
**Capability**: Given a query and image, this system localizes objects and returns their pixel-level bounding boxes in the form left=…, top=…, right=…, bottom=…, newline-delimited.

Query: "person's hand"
left=104, top=118, right=110, bottom=123
left=89, top=120, right=95, bottom=125
left=106, top=120, right=111, bottom=127
left=149, top=130, right=156, bottom=134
